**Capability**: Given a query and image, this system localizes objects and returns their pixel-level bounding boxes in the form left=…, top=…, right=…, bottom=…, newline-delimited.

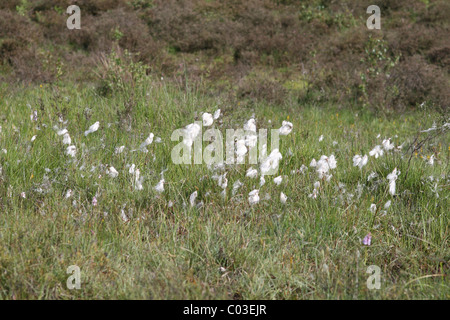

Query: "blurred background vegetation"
left=0, top=0, right=448, bottom=113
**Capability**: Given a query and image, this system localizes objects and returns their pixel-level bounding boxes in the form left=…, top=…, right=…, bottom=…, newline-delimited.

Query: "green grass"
left=0, top=80, right=448, bottom=299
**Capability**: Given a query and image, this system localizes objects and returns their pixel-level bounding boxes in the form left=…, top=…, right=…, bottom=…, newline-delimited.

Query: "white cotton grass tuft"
left=382, top=138, right=395, bottom=151
left=217, top=172, right=228, bottom=189
left=387, top=167, right=400, bottom=196
left=327, top=155, right=337, bottom=169
left=299, top=164, right=307, bottom=173
left=189, top=191, right=198, bottom=207
left=309, top=181, right=320, bottom=199
left=279, top=121, right=293, bottom=135
left=369, top=145, right=384, bottom=158
left=260, top=143, right=268, bottom=159
left=154, top=179, right=165, bottom=193
left=280, top=192, right=287, bottom=203
left=213, top=109, right=221, bottom=119
left=31, top=135, right=37, bottom=142
left=84, top=121, right=100, bottom=136
left=134, top=169, right=144, bottom=191
left=236, top=139, right=248, bottom=163
left=57, top=128, right=68, bottom=136
left=232, top=180, right=243, bottom=195
left=369, top=204, right=377, bottom=213
left=273, top=176, right=282, bottom=185
left=30, top=110, right=38, bottom=122
left=62, top=133, right=71, bottom=145
left=384, top=200, right=392, bottom=209
left=139, top=133, right=154, bottom=153
left=248, top=189, right=260, bottom=205
left=120, top=209, right=129, bottom=223
left=367, top=171, right=377, bottom=181
left=66, top=145, right=76, bottom=157
left=246, top=167, right=258, bottom=178
left=244, top=118, right=256, bottom=132
left=318, top=135, right=324, bottom=142
left=260, top=149, right=282, bottom=175
left=202, top=112, right=214, bottom=126
left=245, top=134, right=257, bottom=148
left=353, top=154, right=368, bottom=169
left=65, top=189, right=73, bottom=199
left=311, top=155, right=337, bottom=180
left=115, top=146, right=125, bottom=154
left=106, top=166, right=119, bottom=178
left=259, top=175, right=266, bottom=187
left=183, top=123, right=201, bottom=147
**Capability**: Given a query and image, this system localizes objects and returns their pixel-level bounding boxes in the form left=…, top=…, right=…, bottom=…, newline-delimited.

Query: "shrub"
left=0, top=9, right=49, bottom=83
left=68, top=8, right=159, bottom=63
left=427, top=46, right=450, bottom=69
left=237, top=69, right=288, bottom=105
left=389, top=55, right=449, bottom=111
left=95, top=45, right=149, bottom=96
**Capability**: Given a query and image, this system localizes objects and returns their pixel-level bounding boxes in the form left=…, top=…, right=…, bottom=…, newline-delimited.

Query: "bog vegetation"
left=0, top=0, right=448, bottom=299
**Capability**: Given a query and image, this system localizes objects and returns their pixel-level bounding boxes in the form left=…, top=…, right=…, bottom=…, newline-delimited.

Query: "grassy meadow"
left=0, top=78, right=448, bottom=299
left=0, top=0, right=449, bottom=300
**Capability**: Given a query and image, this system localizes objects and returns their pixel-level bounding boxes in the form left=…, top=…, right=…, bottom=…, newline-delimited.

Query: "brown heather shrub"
left=375, top=0, right=425, bottom=14
left=386, top=25, right=437, bottom=56
left=68, top=8, right=160, bottom=63
left=323, top=28, right=370, bottom=59
left=389, top=55, right=449, bottom=111
left=148, top=0, right=234, bottom=53
left=0, top=1, right=20, bottom=10
left=0, top=9, right=42, bottom=45
left=236, top=69, right=288, bottom=105
left=57, top=0, right=126, bottom=15
left=22, top=0, right=127, bottom=44
left=0, top=0, right=447, bottom=112
left=420, top=0, right=450, bottom=25
left=27, top=0, right=67, bottom=11
left=427, top=46, right=450, bottom=70
left=34, top=9, right=67, bottom=42
left=10, top=49, right=59, bottom=83
left=0, top=9, right=49, bottom=83
left=230, top=0, right=315, bottom=66
left=305, top=28, right=370, bottom=103
left=1, top=0, right=126, bottom=14
left=147, top=0, right=314, bottom=66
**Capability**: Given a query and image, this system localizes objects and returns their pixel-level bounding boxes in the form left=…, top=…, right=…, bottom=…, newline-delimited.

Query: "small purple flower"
left=363, top=233, right=372, bottom=246
left=92, top=196, right=98, bottom=206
